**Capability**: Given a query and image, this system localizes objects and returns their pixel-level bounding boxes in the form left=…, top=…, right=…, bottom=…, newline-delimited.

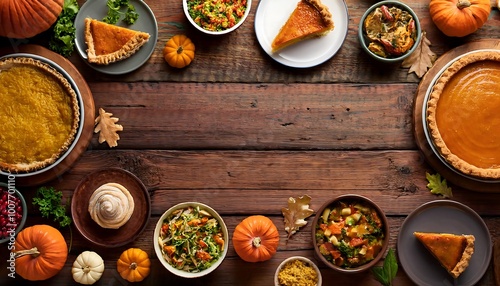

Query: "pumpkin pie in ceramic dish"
left=414, top=232, right=474, bottom=278
left=271, top=0, right=334, bottom=52
left=427, top=51, right=500, bottom=179
left=84, top=18, right=150, bottom=65
left=0, top=57, right=80, bottom=173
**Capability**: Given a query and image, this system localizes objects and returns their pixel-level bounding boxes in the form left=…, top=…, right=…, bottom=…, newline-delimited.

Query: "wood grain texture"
left=0, top=0, right=500, bottom=285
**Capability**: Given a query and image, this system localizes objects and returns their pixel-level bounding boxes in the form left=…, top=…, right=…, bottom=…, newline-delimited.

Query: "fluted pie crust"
left=427, top=51, right=500, bottom=179
left=271, top=0, right=334, bottom=52
left=414, top=232, right=474, bottom=279
left=0, top=57, right=80, bottom=173
left=84, top=18, right=150, bottom=65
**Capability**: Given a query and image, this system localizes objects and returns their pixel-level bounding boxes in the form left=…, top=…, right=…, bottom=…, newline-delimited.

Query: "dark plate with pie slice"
left=397, top=200, right=492, bottom=286
left=74, top=0, right=158, bottom=75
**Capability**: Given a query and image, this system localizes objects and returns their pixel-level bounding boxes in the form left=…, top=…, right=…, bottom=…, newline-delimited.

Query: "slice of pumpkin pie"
left=84, top=18, right=150, bottom=65
left=271, top=0, right=334, bottom=52
left=414, top=232, right=475, bottom=278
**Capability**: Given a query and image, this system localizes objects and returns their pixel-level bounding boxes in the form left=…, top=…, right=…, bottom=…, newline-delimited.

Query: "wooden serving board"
left=413, top=39, right=500, bottom=193
left=0, top=44, right=95, bottom=187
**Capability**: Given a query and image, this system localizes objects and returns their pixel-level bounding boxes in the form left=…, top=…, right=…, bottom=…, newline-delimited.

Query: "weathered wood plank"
left=13, top=150, right=500, bottom=216
left=2, top=2, right=499, bottom=84
left=88, top=82, right=417, bottom=150
left=1, top=216, right=498, bottom=285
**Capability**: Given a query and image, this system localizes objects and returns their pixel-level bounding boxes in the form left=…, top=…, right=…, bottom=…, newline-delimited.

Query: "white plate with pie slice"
left=254, top=0, right=349, bottom=68
left=397, top=200, right=492, bottom=286
left=74, top=0, right=158, bottom=75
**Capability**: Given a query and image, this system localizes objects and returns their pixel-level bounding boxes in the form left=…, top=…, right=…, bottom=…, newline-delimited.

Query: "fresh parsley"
left=103, top=0, right=139, bottom=25
left=372, top=248, right=398, bottom=286
left=33, top=187, right=72, bottom=227
left=426, top=172, right=453, bottom=198
left=48, top=0, right=79, bottom=57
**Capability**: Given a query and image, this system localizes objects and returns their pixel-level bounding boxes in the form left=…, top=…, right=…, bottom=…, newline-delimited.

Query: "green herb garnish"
left=33, top=187, right=72, bottom=227
left=426, top=172, right=453, bottom=198
left=372, top=248, right=398, bottom=286
left=48, top=0, right=79, bottom=57
left=103, top=0, right=139, bottom=25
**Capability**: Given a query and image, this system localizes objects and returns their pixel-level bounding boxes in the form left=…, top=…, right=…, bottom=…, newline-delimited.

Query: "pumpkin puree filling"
left=0, top=57, right=79, bottom=172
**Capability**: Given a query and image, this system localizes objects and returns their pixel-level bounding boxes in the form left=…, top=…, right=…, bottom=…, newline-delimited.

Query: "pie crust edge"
left=0, top=57, right=80, bottom=173
left=426, top=51, right=500, bottom=179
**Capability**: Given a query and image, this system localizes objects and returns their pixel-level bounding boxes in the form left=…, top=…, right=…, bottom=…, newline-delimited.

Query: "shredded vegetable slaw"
left=158, top=205, right=225, bottom=272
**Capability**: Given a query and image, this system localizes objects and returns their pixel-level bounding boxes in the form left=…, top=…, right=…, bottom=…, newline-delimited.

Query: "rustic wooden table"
left=1, top=0, right=500, bottom=285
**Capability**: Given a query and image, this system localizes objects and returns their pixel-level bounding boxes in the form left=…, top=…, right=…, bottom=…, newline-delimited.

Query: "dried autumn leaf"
left=282, top=195, right=314, bottom=239
left=401, top=31, right=437, bottom=78
left=94, top=108, right=123, bottom=148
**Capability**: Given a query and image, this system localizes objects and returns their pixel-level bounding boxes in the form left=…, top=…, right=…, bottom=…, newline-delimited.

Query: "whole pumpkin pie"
left=414, top=232, right=474, bottom=278
left=271, top=0, right=334, bottom=52
left=427, top=51, right=500, bottom=179
left=84, top=18, right=150, bottom=65
left=0, top=57, right=80, bottom=173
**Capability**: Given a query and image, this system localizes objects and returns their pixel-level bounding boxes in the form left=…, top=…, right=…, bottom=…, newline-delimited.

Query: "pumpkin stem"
left=13, top=247, right=40, bottom=259
left=83, top=266, right=91, bottom=274
left=252, top=237, right=262, bottom=248
left=456, top=0, right=471, bottom=9
left=130, top=262, right=138, bottom=270
left=176, top=46, right=184, bottom=55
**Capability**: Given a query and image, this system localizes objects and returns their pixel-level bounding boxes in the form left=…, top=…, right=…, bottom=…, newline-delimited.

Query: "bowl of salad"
left=153, top=202, right=229, bottom=278
left=312, top=194, right=389, bottom=274
left=183, top=0, right=251, bottom=35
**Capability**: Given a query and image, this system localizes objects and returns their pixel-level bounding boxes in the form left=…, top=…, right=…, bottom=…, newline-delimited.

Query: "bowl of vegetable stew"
left=312, top=194, right=389, bottom=274
left=153, top=202, right=229, bottom=278
left=358, top=0, right=421, bottom=63
left=183, top=0, right=251, bottom=35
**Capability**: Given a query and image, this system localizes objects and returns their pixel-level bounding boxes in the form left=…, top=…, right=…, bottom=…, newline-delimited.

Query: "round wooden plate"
left=413, top=39, right=500, bottom=193
left=71, top=168, right=151, bottom=247
left=0, top=44, right=95, bottom=187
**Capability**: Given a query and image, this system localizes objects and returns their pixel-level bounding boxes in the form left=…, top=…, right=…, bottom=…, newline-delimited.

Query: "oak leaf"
left=282, top=195, right=314, bottom=239
left=426, top=172, right=453, bottom=198
left=401, top=31, right=437, bottom=78
left=94, top=108, right=123, bottom=148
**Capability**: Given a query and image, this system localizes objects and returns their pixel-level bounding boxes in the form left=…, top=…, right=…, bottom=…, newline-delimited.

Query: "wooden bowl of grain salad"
left=274, top=256, right=322, bottom=286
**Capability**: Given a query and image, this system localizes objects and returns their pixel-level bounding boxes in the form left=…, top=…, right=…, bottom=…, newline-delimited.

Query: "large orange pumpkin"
left=232, top=215, right=280, bottom=262
left=0, top=0, right=64, bottom=39
left=429, top=0, right=491, bottom=37
left=13, top=224, right=68, bottom=281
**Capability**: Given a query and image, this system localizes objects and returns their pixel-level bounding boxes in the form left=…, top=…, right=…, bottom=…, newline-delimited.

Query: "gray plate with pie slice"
left=397, top=200, right=492, bottom=286
left=74, top=0, right=158, bottom=75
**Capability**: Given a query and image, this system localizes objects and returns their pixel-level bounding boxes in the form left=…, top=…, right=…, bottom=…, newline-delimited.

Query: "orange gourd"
left=117, top=248, right=151, bottom=282
left=429, top=0, right=491, bottom=37
left=0, top=0, right=64, bottom=39
left=232, top=215, right=280, bottom=262
left=163, top=35, right=196, bottom=68
left=13, top=224, right=68, bottom=281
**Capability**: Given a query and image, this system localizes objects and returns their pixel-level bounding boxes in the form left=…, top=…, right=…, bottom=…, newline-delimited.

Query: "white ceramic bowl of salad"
left=153, top=202, right=229, bottom=278
left=183, top=0, right=252, bottom=35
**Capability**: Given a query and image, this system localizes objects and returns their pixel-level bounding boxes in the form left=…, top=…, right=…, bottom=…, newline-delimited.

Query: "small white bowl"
left=183, top=0, right=252, bottom=35
left=153, top=202, right=229, bottom=278
left=274, top=256, right=322, bottom=286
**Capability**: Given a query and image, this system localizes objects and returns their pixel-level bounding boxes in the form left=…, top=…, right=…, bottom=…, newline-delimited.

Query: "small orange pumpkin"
left=163, top=34, right=195, bottom=68
left=13, top=224, right=68, bottom=281
left=0, top=0, right=64, bottom=39
left=232, top=215, right=280, bottom=262
left=117, top=248, right=151, bottom=282
left=429, top=0, right=491, bottom=37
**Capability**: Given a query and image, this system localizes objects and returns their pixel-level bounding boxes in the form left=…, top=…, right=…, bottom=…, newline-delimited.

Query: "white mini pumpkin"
left=72, top=251, right=105, bottom=285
